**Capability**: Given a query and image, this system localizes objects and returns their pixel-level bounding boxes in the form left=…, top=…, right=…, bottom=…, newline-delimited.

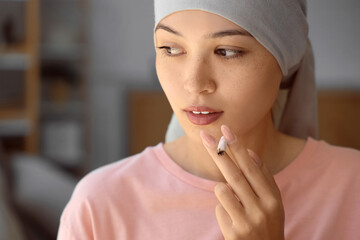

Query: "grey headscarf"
left=154, top=0, right=318, bottom=141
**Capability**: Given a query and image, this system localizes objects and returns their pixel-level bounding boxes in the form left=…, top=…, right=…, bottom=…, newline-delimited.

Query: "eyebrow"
left=155, top=23, right=253, bottom=39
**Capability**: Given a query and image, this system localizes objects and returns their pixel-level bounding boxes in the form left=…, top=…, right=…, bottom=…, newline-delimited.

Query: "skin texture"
left=154, top=10, right=305, bottom=239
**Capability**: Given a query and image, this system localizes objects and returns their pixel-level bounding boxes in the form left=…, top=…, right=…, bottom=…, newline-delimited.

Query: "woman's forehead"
left=157, top=9, right=250, bottom=36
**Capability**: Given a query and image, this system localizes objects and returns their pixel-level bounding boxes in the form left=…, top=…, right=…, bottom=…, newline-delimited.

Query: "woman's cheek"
left=222, top=74, right=277, bottom=127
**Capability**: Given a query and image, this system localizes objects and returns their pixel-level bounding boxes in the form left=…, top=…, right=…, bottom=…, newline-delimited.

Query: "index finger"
left=200, top=130, right=258, bottom=207
left=220, top=125, right=279, bottom=198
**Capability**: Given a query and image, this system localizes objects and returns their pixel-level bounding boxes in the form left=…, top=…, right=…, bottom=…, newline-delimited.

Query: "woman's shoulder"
left=59, top=143, right=165, bottom=232
left=307, top=137, right=360, bottom=175
left=276, top=137, right=360, bottom=191
left=72, top=143, right=164, bottom=199
left=311, top=138, right=360, bottom=162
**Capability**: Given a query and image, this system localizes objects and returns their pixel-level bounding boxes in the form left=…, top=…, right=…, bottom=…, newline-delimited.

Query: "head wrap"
left=154, top=0, right=318, bottom=141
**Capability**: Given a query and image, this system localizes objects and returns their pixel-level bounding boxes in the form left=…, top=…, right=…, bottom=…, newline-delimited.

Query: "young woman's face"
left=154, top=10, right=282, bottom=141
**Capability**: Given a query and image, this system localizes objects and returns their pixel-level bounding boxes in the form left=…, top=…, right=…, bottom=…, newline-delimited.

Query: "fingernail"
left=220, top=125, right=237, bottom=144
left=200, top=130, right=217, bottom=148
left=247, top=149, right=262, bottom=167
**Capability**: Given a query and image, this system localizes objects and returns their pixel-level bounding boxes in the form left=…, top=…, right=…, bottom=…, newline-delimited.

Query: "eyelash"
left=156, top=46, right=245, bottom=60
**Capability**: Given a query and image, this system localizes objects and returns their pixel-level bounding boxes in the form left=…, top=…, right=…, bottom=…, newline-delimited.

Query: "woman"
left=57, top=1, right=360, bottom=239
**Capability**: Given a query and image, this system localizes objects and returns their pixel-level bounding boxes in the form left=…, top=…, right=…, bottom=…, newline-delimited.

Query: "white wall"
left=308, top=0, right=360, bottom=88
left=89, top=0, right=156, bottom=168
left=90, top=0, right=155, bottom=82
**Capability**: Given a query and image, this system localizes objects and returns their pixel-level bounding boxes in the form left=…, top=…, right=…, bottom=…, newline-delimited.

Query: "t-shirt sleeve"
left=56, top=155, right=137, bottom=240
left=57, top=200, right=94, bottom=239
left=57, top=224, right=78, bottom=240
left=57, top=176, right=97, bottom=240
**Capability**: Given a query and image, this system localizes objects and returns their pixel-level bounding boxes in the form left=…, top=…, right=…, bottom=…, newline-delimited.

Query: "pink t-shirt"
left=57, top=137, right=360, bottom=240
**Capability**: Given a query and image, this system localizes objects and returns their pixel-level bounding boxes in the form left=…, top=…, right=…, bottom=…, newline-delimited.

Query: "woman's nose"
left=183, top=57, right=216, bottom=95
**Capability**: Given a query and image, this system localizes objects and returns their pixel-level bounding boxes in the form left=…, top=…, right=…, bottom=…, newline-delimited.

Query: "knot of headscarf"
left=154, top=0, right=318, bottom=141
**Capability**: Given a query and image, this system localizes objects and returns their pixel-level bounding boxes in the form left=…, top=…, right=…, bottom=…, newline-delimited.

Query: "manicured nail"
left=200, top=130, right=217, bottom=148
left=247, top=149, right=262, bottom=167
left=220, top=125, right=237, bottom=144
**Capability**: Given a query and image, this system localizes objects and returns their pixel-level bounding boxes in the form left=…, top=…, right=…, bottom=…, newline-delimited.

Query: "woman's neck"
left=163, top=115, right=306, bottom=182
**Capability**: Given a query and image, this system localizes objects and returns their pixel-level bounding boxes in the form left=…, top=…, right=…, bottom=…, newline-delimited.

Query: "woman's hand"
left=200, top=125, right=285, bottom=240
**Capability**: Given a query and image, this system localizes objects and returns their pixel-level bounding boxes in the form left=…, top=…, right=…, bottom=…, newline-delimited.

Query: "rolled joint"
left=217, top=136, right=227, bottom=156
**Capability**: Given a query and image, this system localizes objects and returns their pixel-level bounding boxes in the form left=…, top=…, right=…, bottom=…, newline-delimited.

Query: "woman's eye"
left=215, top=49, right=244, bottom=59
left=156, top=46, right=244, bottom=59
left=157, top=46, right=183, bottom=57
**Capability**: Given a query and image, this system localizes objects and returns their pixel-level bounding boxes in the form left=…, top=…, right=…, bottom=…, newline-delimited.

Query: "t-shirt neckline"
left=154, top=137, right=319, bottom=192
left=155, top=144, right=218, bottom=191
left=274, top=136, right=320, bottom=184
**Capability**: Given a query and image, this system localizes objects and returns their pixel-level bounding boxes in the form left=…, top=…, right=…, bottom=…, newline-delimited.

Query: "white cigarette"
left=217, top=136, right=227, bottom=156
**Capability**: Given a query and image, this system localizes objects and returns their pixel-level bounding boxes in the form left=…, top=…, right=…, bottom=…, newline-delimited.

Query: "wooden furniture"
left=0, top=0, right=40, bottom=154
left=128, top=90, right=173, bottom=155
left=0, top=0, right=90, bottom=175
left=39, top=0, right=91, bottom=177
left=1, top=1, right=90, bottom=239
left=318, top=90, right=360, bottom=150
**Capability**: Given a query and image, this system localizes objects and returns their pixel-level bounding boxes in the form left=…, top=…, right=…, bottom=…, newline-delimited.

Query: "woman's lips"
left=184, top=106, right=223, bottom=125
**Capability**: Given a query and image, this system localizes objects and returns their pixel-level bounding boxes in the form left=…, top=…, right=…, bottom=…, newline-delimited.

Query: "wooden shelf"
left=41, top=43, right=83, bottom=61
left=0, top=107, right=26, bottom=119
left=0, top=0, right=27, bottom=2
left=1, top=0, right=90, bottom=238
left=0, top=118, right=30, bottom=136
left=0, top=53, right=30, bottom=70
left=40, top=101, right=83, bottom=120
left=0, top=0, right=40, bottom=154
left=0, top=43, right=28, bottom=54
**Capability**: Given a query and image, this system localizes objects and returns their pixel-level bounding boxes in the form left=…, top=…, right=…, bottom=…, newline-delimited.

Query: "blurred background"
left=0, top=0, right=359, bottom=239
